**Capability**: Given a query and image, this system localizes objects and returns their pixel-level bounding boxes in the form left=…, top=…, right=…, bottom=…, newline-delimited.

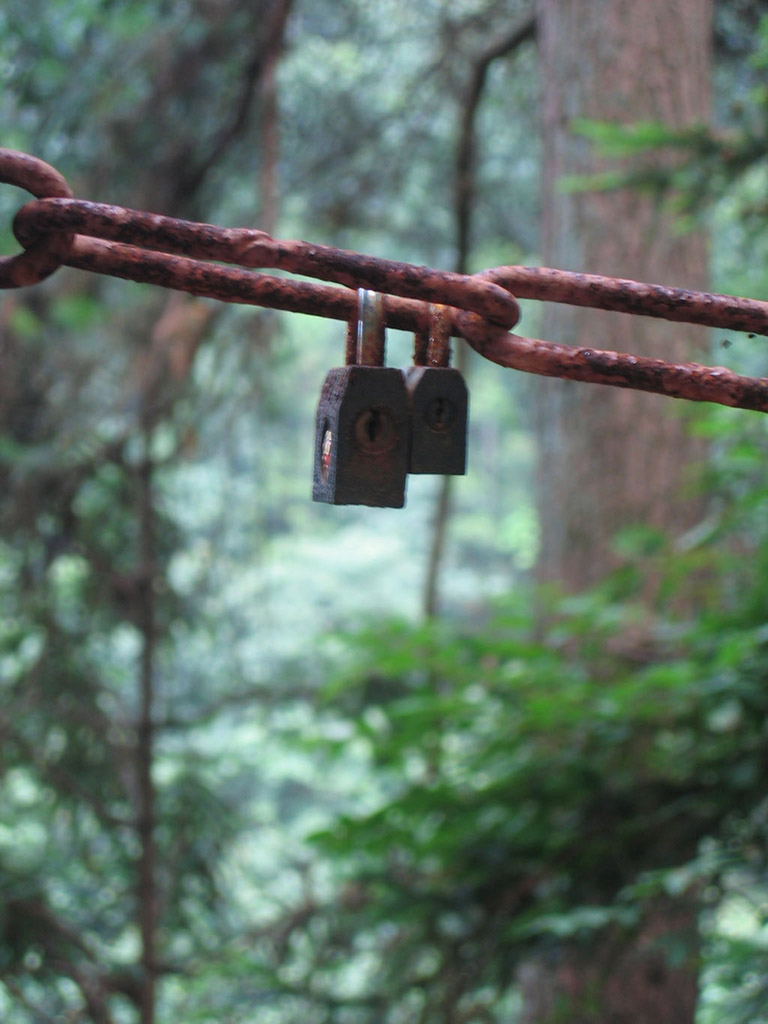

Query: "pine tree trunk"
left=526, top=1, right=712, bottom=1020
left=535, top=0, right=712, bottom=592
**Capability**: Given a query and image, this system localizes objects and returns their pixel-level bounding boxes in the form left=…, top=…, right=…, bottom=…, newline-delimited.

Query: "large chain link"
left=3, top=148, right=768, bottom=413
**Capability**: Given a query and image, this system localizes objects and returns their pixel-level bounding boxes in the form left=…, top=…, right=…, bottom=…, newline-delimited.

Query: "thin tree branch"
left=156, top=682, right=319, bottom=730
left=424, top=10, right=536, bottom=620
left=136, top=436, right=158, bottom=1024
left=170, top=0, right=295, bottom=209
left=455, top=14, right=536, bottom=273
left=259, top=0, right=295, bottom=234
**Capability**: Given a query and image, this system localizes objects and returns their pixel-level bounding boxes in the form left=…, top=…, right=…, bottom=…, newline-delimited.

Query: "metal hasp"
left=406, top=305, right=468, bottom=476
left=312, top=290, right=410, bottom=507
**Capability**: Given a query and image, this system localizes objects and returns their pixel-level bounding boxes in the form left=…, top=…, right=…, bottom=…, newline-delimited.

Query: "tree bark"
left=535, top=0, right=712, bottom=592
left=527, top=1, right=712, bottom=1020
left=518, top=899, right=699, bottom=1024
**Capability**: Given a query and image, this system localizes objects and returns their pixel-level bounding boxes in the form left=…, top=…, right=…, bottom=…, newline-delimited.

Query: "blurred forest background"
left=3, top=0, right=768, bottom=1021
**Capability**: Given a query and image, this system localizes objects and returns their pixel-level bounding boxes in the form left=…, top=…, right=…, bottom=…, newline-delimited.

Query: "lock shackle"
left=427, top=304, right=452, bottom=367
left=356, top=289, right=386, bottom=366
left=344, top=318, right=358, bottom=365
left=413, top=304, right=452, bottom=368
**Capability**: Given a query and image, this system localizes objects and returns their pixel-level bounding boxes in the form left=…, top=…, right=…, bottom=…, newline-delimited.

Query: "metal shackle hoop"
left=356, top=289, right=386, bottom=366
left=344, top=317, right=358, bottom=366
left=426, top=304, right=452, bottom=367
left=0, top=149, right=75, bottom=289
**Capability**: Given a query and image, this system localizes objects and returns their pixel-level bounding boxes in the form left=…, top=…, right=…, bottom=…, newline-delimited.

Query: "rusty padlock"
left=312, top=289, right=410, bottom=507
left=405, top=305, right=468, bottom=476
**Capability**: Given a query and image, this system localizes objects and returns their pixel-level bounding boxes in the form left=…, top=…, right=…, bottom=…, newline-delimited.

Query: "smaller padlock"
left=405, top=305, right=468, bottom=476
left=313, top=290, right=410, bottom=507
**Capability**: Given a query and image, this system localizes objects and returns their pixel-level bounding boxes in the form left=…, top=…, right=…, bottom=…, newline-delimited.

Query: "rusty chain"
left=3, top=148, right=768, bottom=413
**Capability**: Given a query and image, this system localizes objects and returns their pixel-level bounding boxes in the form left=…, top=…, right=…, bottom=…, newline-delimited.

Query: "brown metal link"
left=456, top=311, right=768, bottom=412
left=13, top=196, right=521, bottom=327
left=3, top=146, right=768, bottom=415
left=0, top=152, right=74, bottom=288
left=61, top=234, right=436, bottom=333
left=480, top=265, right=768, bottom=337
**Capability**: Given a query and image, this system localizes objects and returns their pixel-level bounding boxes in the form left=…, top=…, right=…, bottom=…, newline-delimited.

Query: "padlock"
left=405, top=305, right=468, bottom=476
left=312, top=289, right=410, bottom=507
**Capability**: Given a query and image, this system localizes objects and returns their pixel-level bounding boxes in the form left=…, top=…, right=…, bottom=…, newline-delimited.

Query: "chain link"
left=0, top=150, right=74, bottom=288
left=3, top=148, right=768, bottom=413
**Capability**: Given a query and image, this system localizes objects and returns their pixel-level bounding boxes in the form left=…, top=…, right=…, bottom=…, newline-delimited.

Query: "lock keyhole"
left=354, top=408, right=397, bottom=454
left=366, top=411, right=379, bottom=442
left=425, top=396, right=457, bottom=432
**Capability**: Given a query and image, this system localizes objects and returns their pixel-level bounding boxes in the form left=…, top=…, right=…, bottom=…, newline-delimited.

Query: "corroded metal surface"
left=312, top=366, right=410, bottom=507
left=3, top=146, right=768, bottom=415
left=13, top=196, right=521, bottom=327
left=426, top=304, right=452, bottom=368
left=0, top=151, right=73, bottom=287
left=405, top=366, right=468, bottom=476
left=456, top=312, right=768, bottom=412
left=481, top=265, right=768, bottom=336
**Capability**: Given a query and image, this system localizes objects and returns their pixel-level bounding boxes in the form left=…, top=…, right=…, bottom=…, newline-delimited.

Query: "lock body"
left=313, top=365, right=409, bottom=507
left=405, top=365, right=468, bottom=475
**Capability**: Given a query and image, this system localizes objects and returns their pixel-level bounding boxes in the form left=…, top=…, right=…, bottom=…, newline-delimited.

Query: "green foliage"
left=702, top=929, right=768, bottom=1024
left=277, top=393, right=768, bottom=1021
left=3, top=1, right=768, bottom=1022
left=0, top=1, right=542, bottom=1018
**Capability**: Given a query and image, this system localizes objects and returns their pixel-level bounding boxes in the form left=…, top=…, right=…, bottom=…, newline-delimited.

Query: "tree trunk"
left=535, top=0, right=712, bottom=592
left=518, top=899, right=699, bottom=1024
left=527, top=1, right=712, bottom=1020
left=136, top=436, right=157, bottom=1024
